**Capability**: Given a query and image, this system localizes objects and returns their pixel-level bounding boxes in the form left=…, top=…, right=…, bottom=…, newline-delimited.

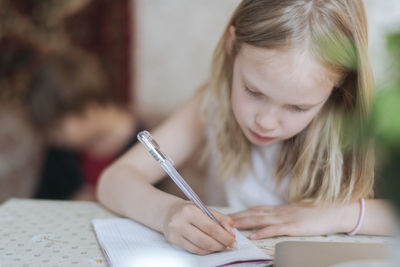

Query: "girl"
left=97, top=0, right=396, bottom=255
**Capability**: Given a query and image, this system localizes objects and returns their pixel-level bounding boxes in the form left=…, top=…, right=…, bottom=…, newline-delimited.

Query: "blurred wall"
left=133, top=0, right=240, bottom=118
left=132, top=0, right=400, bottom=118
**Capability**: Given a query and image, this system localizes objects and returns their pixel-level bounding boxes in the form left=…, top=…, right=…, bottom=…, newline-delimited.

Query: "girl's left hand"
left=230, top=203, right=349, bottom=240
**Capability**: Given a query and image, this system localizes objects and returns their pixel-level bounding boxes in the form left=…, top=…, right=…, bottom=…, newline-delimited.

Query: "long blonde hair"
left=203, top=0, right=375, bottom=204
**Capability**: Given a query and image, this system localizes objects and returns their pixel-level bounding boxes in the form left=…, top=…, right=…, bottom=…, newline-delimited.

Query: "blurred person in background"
left=0, top=104, right=42, bottom=203
left=0, top=0, right=92, bottom=52
left=0, top=35, right=44, bottom=203
left=1, top=0, right=134, bottom=202
left=27, top=49, right=142, bottom=201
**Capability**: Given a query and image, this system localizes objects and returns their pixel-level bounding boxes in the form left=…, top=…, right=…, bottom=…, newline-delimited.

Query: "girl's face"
left=231, top=45, right=336, bottom=146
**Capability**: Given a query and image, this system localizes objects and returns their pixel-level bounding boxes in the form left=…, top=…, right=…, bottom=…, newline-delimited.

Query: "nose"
left=255, top=111, right=278, bottom=132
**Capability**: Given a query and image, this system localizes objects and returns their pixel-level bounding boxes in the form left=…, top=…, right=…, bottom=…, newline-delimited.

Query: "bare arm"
left=97, top=87, right=236, bottom=254
left=230, top=198, right=397, bottom=239
left=340, top=199, right=397, bottom=236
left=97, top=87, right=206, bottom=231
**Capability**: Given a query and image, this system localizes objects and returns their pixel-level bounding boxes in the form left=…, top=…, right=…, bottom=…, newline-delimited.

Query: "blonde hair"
left=203, top=0, right=375, bottom=204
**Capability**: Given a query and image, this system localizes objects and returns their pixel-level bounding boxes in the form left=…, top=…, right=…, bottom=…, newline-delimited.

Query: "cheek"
left=281, top=111, right=319, bottom=137
left=231, top=86, right=253, bottom=126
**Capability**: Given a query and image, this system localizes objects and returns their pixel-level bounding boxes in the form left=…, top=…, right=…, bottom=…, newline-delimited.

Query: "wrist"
left=337, top=201, right=360, bottom=233
left=160, top=198, right=188, bottom=232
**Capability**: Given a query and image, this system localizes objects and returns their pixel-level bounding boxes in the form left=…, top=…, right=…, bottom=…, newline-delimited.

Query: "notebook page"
left=92, top=218, right=271, bottom=267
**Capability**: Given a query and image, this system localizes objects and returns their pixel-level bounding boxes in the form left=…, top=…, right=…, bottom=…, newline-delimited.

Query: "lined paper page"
left=92, top=218, right=271, bottom=267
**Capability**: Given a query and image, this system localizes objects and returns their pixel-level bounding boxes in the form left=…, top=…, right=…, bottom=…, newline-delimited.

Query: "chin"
left=252, top=138, right=279, bottom=147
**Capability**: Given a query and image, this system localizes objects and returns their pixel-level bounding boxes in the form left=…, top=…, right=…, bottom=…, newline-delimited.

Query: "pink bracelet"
left=347, top=198, right=365, bottom=236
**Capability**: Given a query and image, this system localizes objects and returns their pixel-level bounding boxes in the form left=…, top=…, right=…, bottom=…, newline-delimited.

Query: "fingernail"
left=229, top=227, right=236, bottom=236
left=228, top=241, right=237, bottom=249
left=250, top=234, right=257, bottom=240
left=232, top=241, right=238, bottom=248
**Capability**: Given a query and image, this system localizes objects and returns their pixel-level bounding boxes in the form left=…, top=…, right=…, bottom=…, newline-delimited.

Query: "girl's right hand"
left=162, top=200, right=237, bottom=255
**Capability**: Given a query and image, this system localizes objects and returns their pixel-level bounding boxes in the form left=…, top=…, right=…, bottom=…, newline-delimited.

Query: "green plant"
left=371, top=32, right=400, bottom=215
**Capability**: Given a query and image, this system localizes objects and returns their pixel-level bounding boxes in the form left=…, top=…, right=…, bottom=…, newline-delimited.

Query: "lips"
left=249, top=129, right=275, bottom=142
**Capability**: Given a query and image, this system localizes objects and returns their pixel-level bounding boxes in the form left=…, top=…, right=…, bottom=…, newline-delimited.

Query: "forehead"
left=236, top=44, right=336, bottom=105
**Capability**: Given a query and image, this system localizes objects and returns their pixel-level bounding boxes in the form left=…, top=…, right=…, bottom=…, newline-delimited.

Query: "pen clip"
left=137, top=131, right=173, bottom=164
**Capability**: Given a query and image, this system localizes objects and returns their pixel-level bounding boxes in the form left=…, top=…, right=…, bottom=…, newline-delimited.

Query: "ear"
left=225, top=25, right=236, bottom=55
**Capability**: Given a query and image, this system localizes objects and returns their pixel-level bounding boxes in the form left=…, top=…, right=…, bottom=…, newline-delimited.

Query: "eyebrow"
left=244, top=80, right=326, bottom=108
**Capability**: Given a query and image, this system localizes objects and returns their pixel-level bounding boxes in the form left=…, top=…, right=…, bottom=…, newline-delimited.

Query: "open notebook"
left=92, top=218, right=271, bottom=267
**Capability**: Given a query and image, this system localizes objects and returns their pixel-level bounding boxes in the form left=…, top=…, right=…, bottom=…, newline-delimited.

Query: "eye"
left=245, top=86, right=262, bottom=97
left=289, top=105, right=309, bottom=113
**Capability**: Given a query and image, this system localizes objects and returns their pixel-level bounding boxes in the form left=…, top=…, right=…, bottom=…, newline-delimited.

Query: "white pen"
left=137, top=130, right=223, bottom=227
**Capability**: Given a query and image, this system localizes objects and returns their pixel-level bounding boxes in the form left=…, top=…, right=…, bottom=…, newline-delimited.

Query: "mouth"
left=249, top=129, right=276, bottom=143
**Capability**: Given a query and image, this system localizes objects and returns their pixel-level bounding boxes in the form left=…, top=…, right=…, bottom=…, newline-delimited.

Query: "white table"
left=0, top=198, right=391, bottom=267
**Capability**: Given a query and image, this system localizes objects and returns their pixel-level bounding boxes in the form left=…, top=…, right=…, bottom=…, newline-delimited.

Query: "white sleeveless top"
left=206, top=141, right=290, bottom=210
left=224, top=142, right=289, bottom=210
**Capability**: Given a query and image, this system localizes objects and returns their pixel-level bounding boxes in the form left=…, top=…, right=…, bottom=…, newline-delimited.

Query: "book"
left=92, top=218, right=272, bottom=267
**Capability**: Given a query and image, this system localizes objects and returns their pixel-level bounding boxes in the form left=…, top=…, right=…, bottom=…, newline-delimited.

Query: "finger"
left=179, top=235, right=213, bottom=255
left=249, top=206, right=275, bottom=212
left=190, top=210, right=236, bottom=248
left=230, top=207, right=274, bottom=219
left=212, top=210, right=236, bottom=236
left=183, top=223, right=227, bottom=253
left=249, top=224, right=293, bottom=239
left=212, top=211, right=237, bottom=248
left=233, top=215, right=283, bottom=229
